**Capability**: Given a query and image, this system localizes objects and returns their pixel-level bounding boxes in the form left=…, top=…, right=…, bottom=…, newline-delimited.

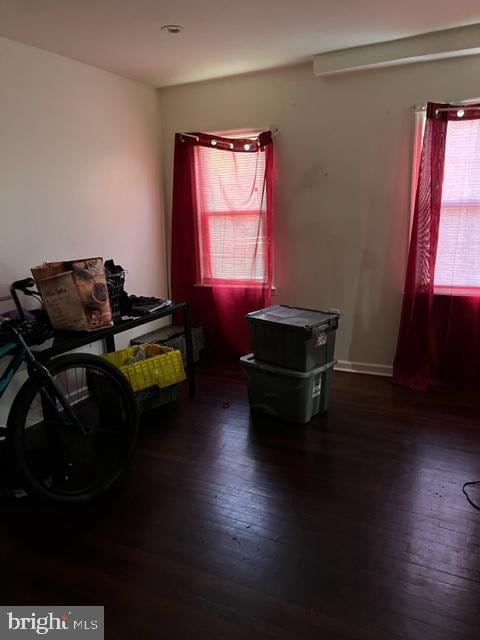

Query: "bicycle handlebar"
left=9, top=278, right=39, bottom=321
left=10, top=278, right=36, bottom=293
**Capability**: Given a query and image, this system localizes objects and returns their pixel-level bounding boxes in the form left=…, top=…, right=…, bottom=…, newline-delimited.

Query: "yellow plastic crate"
left=103, top=343, right=186, bottom=392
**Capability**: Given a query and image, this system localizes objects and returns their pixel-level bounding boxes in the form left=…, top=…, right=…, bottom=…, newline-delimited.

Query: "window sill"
left=434, top=286, right=480, bottom=297
left=194, top=283, right=277, bottom=293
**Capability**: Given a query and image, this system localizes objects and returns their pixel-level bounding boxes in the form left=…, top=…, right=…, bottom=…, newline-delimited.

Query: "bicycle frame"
left=0, top=330, right=86, bottom=436
left=0, top=340, right=30, bottom=399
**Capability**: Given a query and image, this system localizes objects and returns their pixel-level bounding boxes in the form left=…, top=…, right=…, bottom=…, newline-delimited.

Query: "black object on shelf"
left=104, top=259, right=127, bottom=317
left=131, top=325, right=204, bottom=366
left=128, top=295, right=172, bottom=316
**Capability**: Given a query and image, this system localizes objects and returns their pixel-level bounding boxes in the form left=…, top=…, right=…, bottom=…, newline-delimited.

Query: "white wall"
left=0, top=37, right=166, bottom=299
left=158, top=55, right=480, bottom=371
left=0, top=37, right=167, bottom=425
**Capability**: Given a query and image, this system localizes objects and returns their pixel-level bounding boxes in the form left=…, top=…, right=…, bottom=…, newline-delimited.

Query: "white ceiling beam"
left=313, top=23, right=480, bottom=76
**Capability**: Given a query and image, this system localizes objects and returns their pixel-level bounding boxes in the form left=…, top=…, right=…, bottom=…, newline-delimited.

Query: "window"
left=434, top=118, right=480, bottom=294
left=193, top=132, right=269, bottom=285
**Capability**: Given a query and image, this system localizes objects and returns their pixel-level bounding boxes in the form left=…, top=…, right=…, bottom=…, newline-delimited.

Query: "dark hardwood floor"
left=1, top=356, right=480, bottom=639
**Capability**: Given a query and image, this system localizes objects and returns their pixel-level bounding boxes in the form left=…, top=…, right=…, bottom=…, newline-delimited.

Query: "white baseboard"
left=335, top=360, right=393, bottom=378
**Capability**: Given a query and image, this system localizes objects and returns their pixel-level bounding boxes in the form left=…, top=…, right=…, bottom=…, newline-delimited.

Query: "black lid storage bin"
left=240, top=354, right=335, bottom=423
left=246, top=305, right=339, bottom=372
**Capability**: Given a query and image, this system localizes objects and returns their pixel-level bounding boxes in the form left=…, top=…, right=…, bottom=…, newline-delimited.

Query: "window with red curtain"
left=193, top=132, right=269, bottom=286
left=434, top=118, right=480, bottom=295
left=394, top=102, right=480, bottom=390
left=171, top=129, right=274, bottom=354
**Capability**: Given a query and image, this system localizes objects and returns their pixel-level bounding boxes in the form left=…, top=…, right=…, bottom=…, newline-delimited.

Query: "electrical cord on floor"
left=462, top=481, right=480, bottom=511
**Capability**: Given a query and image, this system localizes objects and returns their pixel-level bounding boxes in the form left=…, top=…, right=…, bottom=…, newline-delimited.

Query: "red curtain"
left=393, top=102, right=480, bottom=389
left=171, top=131, right=274, bottom=354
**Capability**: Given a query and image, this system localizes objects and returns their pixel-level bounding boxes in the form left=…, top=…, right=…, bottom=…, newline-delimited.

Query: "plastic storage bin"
left=240, top=354, right=335, bottom=423
left=103, top=343, right=185, bottom=392
left=247, top=305, right=339, bottom=371
left=131, top=325, right=205, bottom=365
left=88, top=373, right=180, bottom=415
left=136, top=383, right=180, bottom=413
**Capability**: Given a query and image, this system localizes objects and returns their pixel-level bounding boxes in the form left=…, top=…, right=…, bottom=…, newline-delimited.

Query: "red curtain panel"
left=171, top=131, right=274, bottom=354
left=393, top=102, right=480, bottom=389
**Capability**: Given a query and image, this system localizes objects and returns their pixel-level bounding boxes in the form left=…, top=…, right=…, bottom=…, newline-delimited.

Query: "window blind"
left=435, top=118, right=480, bottom=294
left=194, top=144, right=267, bottom=283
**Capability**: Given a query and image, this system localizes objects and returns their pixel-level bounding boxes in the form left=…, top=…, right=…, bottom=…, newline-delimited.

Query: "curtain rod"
left=435, top=106, right=479, bottom=114
left=414, top=104, right=480, bottom=114
left=180, top=133, right=200, bottom=141
left=179, top=128, right=279, bottom=140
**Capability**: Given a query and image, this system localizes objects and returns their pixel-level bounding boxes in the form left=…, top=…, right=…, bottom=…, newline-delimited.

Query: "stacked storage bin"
left=241, top=305, right=340, bottom=423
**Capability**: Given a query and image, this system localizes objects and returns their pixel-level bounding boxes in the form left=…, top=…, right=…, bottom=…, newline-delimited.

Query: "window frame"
left=411, top=104, right=480, bottom=297
left=193, top=129, right=270, bottom=287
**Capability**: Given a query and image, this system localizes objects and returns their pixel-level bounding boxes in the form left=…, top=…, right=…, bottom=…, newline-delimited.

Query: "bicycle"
left=0, top=278, right=139, bottom=503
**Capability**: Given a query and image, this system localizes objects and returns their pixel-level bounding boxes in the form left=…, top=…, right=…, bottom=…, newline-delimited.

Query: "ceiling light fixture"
left=161, top=24, right=184, bottom=34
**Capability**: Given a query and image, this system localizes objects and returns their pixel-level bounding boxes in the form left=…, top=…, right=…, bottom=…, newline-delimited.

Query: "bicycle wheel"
left=8, top=353, right=139, bottom=504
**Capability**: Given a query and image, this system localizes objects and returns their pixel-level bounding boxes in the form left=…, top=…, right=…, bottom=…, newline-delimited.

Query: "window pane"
left=441, top=119, right=480, bottom=203
left=206, top=213, right=265, bottom=281
left=196, top=146, right=266, bottom=212
left=435, top=205, right=480, bottom=288
left=194, top=144, right=267, bottom=283
left=434, top=119, right=480, bottom=292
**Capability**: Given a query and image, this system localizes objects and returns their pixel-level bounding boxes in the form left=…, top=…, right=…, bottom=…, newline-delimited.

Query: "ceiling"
left=1, top=0, right=480, bottom=87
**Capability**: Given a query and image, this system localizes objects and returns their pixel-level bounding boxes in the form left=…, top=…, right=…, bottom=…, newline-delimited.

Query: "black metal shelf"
left=33, top=301, right=196, bottom=397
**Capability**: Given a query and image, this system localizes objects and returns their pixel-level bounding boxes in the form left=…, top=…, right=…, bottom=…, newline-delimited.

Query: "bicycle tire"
left=8, top=353, right=139, bottom=504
